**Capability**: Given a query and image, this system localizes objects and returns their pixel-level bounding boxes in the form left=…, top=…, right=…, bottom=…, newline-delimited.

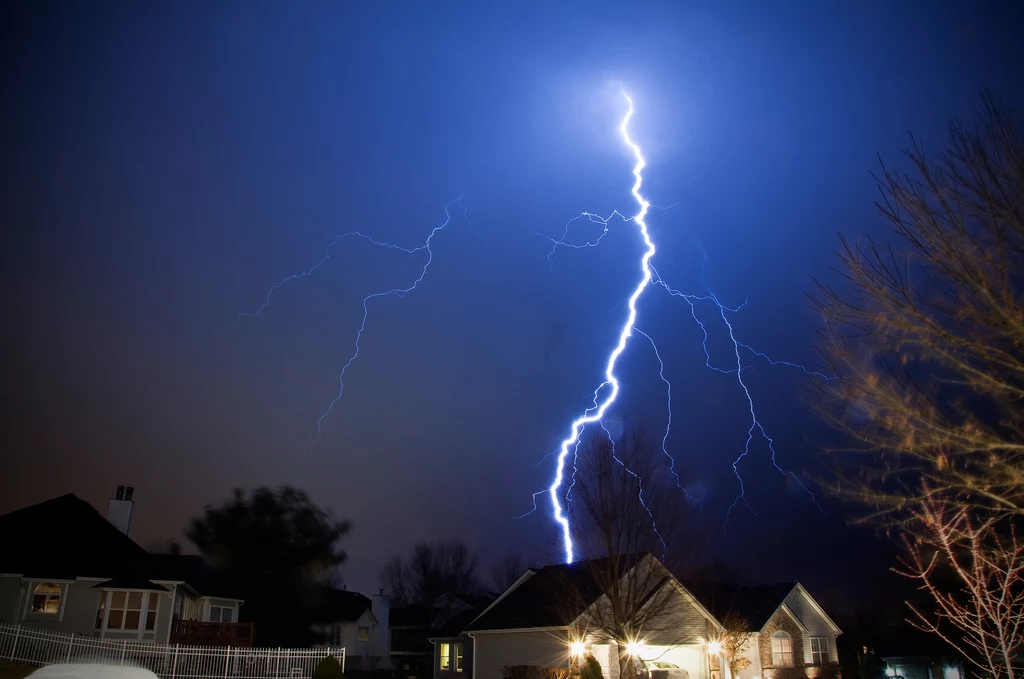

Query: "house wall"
left=2, top=579, right=104, bottom=636
left=644, top=586, right=716, bottom=646
left=0, top=576, right=24, bottom=624
left=782, top=589, right=838, bottom=669
left=472, top=630, right=571, bottom=679
left=732, top=633, right=762, bottom=679
left=758, top=609, right=805, bottom=677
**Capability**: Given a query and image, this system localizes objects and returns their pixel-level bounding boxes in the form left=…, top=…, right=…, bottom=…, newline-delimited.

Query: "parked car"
left=30, top=665, right=159, bottom=679
left=643, top=660, right=690, bottom=679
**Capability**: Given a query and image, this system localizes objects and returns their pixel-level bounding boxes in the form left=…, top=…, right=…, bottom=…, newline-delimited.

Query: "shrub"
left=582, top=654, right=603, bottom=679
left=314, top=655, right=345, bottom=679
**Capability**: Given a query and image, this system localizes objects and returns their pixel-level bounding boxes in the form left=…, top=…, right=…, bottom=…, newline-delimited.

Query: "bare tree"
left=809, top=92, right=1024, bottom=675
left=490, top=553, right=529, bottom=593
left=567, top=427, right=705, bottom=679
left=809, top=92, right=1024, bottom=526
left=897, top=498, right=1022, bottom=679
left=380, top=539, right=481, bottom=606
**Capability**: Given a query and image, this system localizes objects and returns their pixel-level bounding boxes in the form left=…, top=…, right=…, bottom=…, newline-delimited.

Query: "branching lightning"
left=239, top=197, right=470, bottom=447
left=541, top=91, right=832, bottom=561
left=241, top=90, right=834, bottom=565
left=545, top=92, right=653, bottom=563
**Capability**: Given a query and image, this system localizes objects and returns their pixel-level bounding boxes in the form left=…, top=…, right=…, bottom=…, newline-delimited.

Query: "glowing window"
left=455, top=643, right=464, bottom=672
left=771, top=631, right=794, bottom=667
left=440, top=643, right=451, bottom=670
left=32, top=582, right=61, bottom=614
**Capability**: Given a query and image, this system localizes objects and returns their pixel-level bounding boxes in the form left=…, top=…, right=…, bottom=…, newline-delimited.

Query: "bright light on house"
left=570, top=641, right=587, bottom=658
left=707, top=641, right=722, bottom=655
left=886, top=668, right=896, bottom=677
left=625, top=640, right=646, bottom=656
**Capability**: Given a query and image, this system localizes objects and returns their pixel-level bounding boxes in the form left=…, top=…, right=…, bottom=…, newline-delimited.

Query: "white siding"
left=733, top=634, right=761, bottom=679
left=782, top=589, right=838, bottom=667
left=473, top=630, right=571, bottom=679
left=643, top=587, right=712, bottom=646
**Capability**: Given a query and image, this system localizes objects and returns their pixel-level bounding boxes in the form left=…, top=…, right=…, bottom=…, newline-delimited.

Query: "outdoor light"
left=707, top=641, right=722, bottom=655
left=570, top=641, right=587, bottom=658
left=625, top=640, right=646, bottom=657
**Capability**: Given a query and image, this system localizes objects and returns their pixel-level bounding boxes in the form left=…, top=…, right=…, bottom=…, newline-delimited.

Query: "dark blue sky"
left=3, top=1, right=1022, bottom=608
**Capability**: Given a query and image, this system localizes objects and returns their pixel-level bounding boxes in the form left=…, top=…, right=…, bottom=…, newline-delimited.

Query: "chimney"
left=108, top=485, right=135, bottom=535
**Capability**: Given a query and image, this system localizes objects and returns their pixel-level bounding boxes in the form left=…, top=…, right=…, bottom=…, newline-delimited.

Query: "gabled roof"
left=325, top=589, right=373, bottom=623
left=0, top=494, right=149, bottom=580
left=466, top=555, right=642, bottom=632
left=0, top=494, right=238, bottom=600
left=686, top=582, right=798, bottom=631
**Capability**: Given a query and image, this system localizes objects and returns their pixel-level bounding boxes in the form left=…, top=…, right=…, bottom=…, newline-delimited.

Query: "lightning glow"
left=546, top=91, right=653, bottom=563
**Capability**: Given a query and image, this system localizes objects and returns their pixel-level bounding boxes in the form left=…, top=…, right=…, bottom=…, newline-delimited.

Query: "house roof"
left=686, top=582, right=798, bottom=631
left=0, top=494, right=150, bottom=580
left=324, top=588, right=373, bottom=622
left=466, top=555, right=642, bottom=632
left=92, top=577, right=169, bottom=592
left=0, top=494, right=237, bottom=600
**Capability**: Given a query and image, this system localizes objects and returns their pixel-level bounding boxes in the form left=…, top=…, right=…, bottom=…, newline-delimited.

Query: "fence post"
left=275, top=647, right=281, bottom=677
left=121, top=640, right=127, bottom=665
left=9, top=625, right=21, bottom=662
left=65, top=633, right=74, bottom=662
left=224, top=645, right=231, bottom=679
left=171, top=643, right=179, bottom=679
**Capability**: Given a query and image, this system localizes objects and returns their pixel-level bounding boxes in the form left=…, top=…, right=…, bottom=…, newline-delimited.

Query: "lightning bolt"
left=239, top=197, right=470, bottom=447
left=542, top=93, right=832, bottom=560
left=546, top=91, right=653, bottom=563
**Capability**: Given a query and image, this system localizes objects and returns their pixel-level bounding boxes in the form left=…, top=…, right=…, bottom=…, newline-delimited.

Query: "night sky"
left=3, top=1, right=1023, bottom=614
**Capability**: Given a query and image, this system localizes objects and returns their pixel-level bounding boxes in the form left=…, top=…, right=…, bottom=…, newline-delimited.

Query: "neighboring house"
left=463, top=554, right=842, bottom=679
left=320, top=587, right=390, bottom=668
left=689, top=582, right=843, bottom=679
left=465, top=554, right=723, bottom=679
left=0, top=489, right=248, bottom=646
left=425, top=595, right=491, bottom=679
left=880, top=656, right=965, bottom=679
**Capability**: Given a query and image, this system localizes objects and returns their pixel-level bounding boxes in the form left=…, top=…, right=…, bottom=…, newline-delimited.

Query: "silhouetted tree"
left=490, top=553, right=530, bottom=593
left=188, top=486, right=351, bottom=647
left=381, top=539, right=481, bottom=606
left=567, top=427, right=704, bottom=679
left=810, top=92, right=1024, bottom=678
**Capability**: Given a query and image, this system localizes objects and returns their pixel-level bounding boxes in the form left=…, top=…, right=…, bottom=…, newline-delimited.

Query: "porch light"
left=570, top=641, right=587, bottom=658
left=707, top=641, right=722, bottom=655
left=625, top=640, right=646, bottom=656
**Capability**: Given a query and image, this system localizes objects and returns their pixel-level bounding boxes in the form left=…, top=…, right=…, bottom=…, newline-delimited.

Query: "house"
left=425, top=595, right=492, bottom=679
left=0, top=489, right=248, bottom=646
left=463, top=554, right=842, bottom=679
left=320, top=587, right=390, bottom=669
left=688, top=582, right=843, bottom=679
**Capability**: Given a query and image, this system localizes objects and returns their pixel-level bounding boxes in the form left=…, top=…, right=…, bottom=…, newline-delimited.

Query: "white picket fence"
left=0, top=622, right=345, bottom=678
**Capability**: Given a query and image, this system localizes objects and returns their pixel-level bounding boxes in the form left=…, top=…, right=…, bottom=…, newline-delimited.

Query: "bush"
left=314, top=655, right=345, bottom=679
left=582, top=654, right=603, bottom=679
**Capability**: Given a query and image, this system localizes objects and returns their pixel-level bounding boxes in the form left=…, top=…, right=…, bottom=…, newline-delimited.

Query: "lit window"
left=810, top=637, right=830, bottom=665
left=771, top=631, right=794, bottom=667
left=455, top=643, right=464, bottom=672
left=32, top=583, right=61, bottom=614
left=440, top=643, right=451, bottom=670
left=358, top=626, right=370, bottom=641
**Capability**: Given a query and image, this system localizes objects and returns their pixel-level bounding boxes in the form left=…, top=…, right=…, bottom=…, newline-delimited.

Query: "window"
left=440, top=643, right=451, bottom=670
left=358, top=626, right=370, bottom=641
left=31, top=583, right=61, bottom=614
left=455, top=643, right=464, bottom=672
left=105, top=591, right=159, bottom=631
left=209, top=606, right=232, bottom=623
left=810, top=637, right=830, bottom=665
left=333, top=624, right=343, bottom=647
left=771, top=631, right=794, bottom=667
